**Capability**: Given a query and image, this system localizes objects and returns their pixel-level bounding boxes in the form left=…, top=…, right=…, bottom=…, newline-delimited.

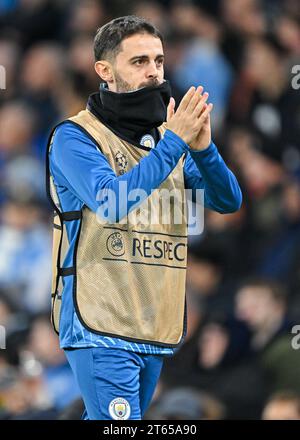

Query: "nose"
left=146, top=60, right=158, bottom=79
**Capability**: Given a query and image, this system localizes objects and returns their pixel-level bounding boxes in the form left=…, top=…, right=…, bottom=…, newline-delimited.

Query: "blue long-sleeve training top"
left=49, top=122, right=242, bottom=355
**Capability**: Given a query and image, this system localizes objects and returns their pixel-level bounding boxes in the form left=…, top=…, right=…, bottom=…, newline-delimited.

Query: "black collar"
left=86, top=81, right=171, bottom=151
left=87, top=92, right=160, bottom=151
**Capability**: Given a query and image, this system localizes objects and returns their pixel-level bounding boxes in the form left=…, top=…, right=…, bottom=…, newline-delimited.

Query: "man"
left=235, top=278, right=300, bottom=395
left=46, top=15, right=242, bottom=420
left=262, top=391, right=300, bottom=420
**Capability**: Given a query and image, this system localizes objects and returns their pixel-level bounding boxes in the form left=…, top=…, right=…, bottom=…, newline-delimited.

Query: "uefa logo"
left=106, top=231, right=125, bottom=257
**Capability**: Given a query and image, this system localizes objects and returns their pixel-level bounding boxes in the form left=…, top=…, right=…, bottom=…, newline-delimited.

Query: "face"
left=262, top=401, right=300, bottom=420
left=95, top=33, right=165, bottom=92
left=186, top=257, right=221, bottom=295
left=235, top=286, right=276, bottom=329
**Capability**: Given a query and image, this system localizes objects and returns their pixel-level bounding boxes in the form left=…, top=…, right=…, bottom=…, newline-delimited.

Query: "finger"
left=193, top=92, right=209, bottom=117
left=176, top=86, right=196, bottom=113
left=199, top=103, right=208, bottom=118
left=167, top=97, right=175, bottom=121
left=185, top=85, right=204, bottom=113
left=199, top=103, right=213, bottom=122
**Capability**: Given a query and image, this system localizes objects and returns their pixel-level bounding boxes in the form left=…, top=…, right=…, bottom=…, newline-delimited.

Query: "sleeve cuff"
left=188, top=141, right=217, bottom=159
left=164, top=129, right=190, bottom=152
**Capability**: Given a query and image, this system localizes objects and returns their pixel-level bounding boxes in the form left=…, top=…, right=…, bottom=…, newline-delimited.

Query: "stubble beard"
left=114, top=69, right=161, bottom=93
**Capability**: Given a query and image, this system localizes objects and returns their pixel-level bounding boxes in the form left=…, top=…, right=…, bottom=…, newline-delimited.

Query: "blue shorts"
left=64, top=346, right=164, bottom=420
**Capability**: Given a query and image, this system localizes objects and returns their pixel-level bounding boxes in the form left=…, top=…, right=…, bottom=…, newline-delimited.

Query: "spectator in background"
left=145, top=387, right=225, bottom=420
left=0, top=0, right=63, bottom=49
left=67, top=36, right=99, bottom=101
left=150, top=288, right=204, bottom=401
left=0, top=100, right=41, bottom=199
left=170, top=2, right=234, bottom=131
left=186, top=239, right=238, bottom=314
left=203, top=208, right=246, bottom=278
left=228, top=36, right=300, bottom=164
left=227, top=126, right=300, bottom=288
left=235, top=279, right=300, bottom=395
left=64, top=0, right=107, bottom=40
left=275, top=13, right=300, bottom=57
left=262, top=391, right=300, bottom=420
left=0, top=358, right=58, bottom=419
left=0, top=367, right=31, bottom=419
left=161, top=315, right=266, bottom=419
left=0, top=194, right=51, bottom=314
left=225, top=126, right=291, bottom=274
left=0, top=100, right=37, bottom=156
left=133, top=1, right=169, bottom=35
left=219, top=0, right=266, bottom=75
left=0, top=286, right=30, bottom=369
left=20, top=43, right=66, bottom=138
left=254, top=178, right=300, bottom=286
left=221, top=0, right=266, bottom=38
left=27, top=313, right=80, bottom=411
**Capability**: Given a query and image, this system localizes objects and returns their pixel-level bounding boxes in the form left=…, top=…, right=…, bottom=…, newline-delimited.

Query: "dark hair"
left=265, top=390, right=300, bottom=414
left=94, top=15, right=163, bottom=61
left=238, top=277, right=288, bottom=304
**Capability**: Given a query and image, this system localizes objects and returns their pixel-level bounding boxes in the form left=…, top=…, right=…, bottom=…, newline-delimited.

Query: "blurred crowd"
left=0, top=0, right=299, bottom=420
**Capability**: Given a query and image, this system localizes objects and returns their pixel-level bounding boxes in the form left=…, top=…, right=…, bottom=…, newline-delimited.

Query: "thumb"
left=167, top=97, right=175, bottom=122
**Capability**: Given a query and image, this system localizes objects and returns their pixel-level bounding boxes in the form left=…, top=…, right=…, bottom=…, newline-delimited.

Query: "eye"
left=134, top=59, right=144, bottom=66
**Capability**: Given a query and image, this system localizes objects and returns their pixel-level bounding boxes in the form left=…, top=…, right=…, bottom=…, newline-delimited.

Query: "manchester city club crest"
left=109, top=397, right=131, bottom=420
left=140, top=134, right=155, bottom=149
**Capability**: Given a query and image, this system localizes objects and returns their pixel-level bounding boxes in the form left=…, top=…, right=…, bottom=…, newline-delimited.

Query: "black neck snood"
left=87, top=80, right=172, bottom=145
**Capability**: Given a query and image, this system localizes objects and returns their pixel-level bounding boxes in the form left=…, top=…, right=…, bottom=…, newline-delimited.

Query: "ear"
left=94, top=61, right=114, bottom=83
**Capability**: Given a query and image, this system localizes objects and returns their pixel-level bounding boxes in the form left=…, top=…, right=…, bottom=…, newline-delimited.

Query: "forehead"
left=237, top=286, right=271, bottom=301
left=118, top=33, right=164, bottom=58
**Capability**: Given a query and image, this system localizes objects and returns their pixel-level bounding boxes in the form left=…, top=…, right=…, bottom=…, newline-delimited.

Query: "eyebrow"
left=129, top=54, right=165, bottom=62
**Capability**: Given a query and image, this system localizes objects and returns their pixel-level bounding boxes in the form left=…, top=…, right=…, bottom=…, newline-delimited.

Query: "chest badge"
left=140, top=134, right=155, bottom=149
left=115, top=151, right=128, bottom=175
